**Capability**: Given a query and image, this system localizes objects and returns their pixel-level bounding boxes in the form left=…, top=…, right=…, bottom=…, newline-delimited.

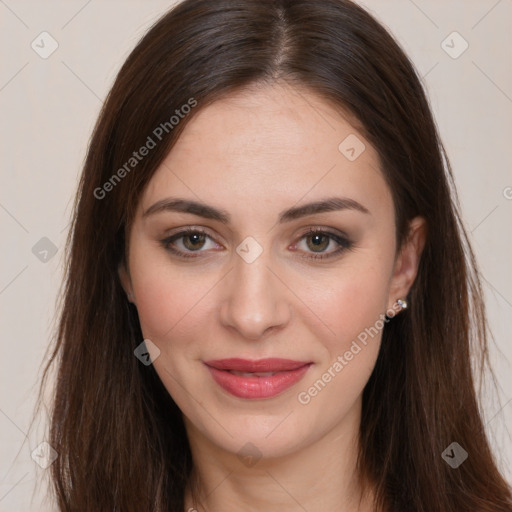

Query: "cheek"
left=131, top=278, right=176, bottom=341
left=129, top=246, right=214, bottom=341
left=307, top=260, right=393, bottom=355
left=295, top=271, right=390, bottom=427
left=294, top=258, right=393, bottom=409
left=129, top=252, right=212, bottom=411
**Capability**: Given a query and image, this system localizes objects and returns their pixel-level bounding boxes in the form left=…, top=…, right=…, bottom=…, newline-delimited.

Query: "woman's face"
left=120, top=82, right=423, bottom=460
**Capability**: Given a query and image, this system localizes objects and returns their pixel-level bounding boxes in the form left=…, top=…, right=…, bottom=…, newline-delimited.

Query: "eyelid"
left=293, top=225, right=350, bottom=242
left=163, top=225, right=218, bottom=238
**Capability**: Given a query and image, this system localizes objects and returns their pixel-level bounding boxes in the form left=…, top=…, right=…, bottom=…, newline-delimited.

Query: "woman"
left=39, top=0, right=512, bottom=510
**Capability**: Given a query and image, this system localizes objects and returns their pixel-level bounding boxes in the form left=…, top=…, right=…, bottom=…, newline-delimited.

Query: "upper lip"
left=204, top=358, right=311, bottom=372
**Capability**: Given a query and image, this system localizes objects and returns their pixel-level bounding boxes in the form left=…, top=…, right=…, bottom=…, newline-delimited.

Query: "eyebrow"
left=143, top=196, right=370, bottom=223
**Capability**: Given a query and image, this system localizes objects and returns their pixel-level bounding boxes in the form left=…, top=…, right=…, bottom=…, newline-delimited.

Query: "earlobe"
left=387, top=216, right=427, bottom=309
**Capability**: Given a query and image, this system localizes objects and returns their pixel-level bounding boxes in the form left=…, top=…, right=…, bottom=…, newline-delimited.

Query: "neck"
left=183, top=398, right=376, bottom=512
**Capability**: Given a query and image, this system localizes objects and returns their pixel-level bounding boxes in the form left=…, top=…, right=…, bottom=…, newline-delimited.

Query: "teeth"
left=229, top=370, right=277, bottom=377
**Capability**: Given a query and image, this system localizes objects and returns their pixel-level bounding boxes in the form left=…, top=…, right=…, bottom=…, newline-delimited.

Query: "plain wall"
left=1, top=1, right=510, bottom=509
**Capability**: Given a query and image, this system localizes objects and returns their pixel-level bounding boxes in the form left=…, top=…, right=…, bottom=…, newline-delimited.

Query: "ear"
left=118, top=260, right=135, bottom=303
left=387, top=216, right=427, bottom=310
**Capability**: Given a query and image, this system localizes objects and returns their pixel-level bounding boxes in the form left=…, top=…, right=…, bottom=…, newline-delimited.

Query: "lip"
left=204, top=358, right=312, bottom=399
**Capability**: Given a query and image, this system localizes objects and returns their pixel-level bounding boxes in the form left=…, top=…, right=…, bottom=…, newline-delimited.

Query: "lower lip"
left=205, top=364, right=311, bottom=399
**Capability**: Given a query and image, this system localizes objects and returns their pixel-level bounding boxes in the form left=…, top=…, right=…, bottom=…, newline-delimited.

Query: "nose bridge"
left=220, top=243, right=291, bottom=339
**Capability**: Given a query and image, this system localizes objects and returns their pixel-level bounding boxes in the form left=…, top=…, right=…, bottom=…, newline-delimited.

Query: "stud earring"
left=397, top=298, right=408, bottom=310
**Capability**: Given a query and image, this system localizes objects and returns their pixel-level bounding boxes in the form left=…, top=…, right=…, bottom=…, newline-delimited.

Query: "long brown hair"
left=37, top=0, right=512, bottom=510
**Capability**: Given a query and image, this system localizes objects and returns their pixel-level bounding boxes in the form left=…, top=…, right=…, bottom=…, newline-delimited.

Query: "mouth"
left=204, top=358, right=312, bottom=399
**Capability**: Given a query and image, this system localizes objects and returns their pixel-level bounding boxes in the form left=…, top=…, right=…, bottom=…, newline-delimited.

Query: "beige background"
left=1, top=1, right=511, bottom=509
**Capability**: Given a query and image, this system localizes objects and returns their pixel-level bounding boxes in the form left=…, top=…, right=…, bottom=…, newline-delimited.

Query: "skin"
left=119, top=81, right=426, bottom=512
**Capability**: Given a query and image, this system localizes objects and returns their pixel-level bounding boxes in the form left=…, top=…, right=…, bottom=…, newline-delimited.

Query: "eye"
left=291, top=228, right=353, bottom=260
left=161, top=227, right=353, bottom=261
left=161, top=228, right=221, bottom=258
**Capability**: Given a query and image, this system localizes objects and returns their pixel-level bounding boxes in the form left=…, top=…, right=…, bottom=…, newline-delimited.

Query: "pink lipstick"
left=204, top=358, right=312, bottom=399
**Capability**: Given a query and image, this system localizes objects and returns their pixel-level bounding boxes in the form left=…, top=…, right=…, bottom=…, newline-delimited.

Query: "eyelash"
left=160, top=227, right=353, bottom=261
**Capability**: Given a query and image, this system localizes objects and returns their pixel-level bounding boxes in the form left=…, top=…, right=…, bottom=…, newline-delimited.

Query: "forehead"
left=139, top=82, right=392, bottom=222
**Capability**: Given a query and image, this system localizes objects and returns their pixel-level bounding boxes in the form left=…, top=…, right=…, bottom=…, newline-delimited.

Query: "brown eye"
left=305, top=233, right=330, bottom=252
left=161, top=228, right=221, bottom=259
left=293, top=228, right=353, bottom=261
left=182, top=232, right=207, bottom=251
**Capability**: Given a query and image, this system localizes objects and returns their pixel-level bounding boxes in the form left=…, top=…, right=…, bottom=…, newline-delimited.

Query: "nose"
left=219, top=248, right=292, bottom=340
